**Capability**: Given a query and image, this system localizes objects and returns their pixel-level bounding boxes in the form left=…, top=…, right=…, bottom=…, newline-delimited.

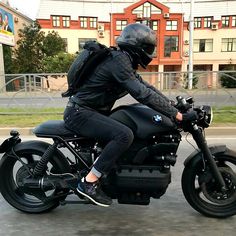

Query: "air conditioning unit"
left=98, top=31, right=105, bottom=38
left=163, top=13, right=170, bottom=18
left=97, top=23, right=105, bottom=32
left=184, top=51, right=189, bottom=57
left=136, top=13, right=143, bottom=19
left=184, top=40, right=189, bottom=45
left=211, top=22, right=218, bottom=30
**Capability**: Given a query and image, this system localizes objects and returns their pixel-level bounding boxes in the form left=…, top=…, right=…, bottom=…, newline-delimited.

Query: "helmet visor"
left=142, top=44, right=156, bottom=56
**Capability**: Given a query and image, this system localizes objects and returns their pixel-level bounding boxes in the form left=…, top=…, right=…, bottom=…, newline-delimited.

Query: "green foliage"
left=42, top=31, right=66, bottom=57
left=220, top=66, right=236, bottom=88
left=3, top=45, right=14, bottom=73
left=5, top=20, right=73, bottom=73
left=42, top=52, right=76, bottom=73
left=13, top=21, right=45, bottom=73
left=220, top=73, right=236, bottom=88
left=183, top=73, right=199, bottom=89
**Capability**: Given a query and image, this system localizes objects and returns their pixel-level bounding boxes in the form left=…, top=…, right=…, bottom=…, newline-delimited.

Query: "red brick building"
left=111, top=0, right=183, bottom=73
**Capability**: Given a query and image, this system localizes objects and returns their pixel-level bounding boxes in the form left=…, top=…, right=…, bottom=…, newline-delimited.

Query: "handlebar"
left=174, top=96, right=213, bottom=129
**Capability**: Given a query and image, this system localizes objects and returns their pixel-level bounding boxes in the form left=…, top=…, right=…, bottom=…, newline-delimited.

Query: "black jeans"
left=64, top=106, right=134, bottom=176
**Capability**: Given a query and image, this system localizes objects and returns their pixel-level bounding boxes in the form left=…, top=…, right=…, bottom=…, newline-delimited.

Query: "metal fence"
left=0, top=71, right=236, bottom=112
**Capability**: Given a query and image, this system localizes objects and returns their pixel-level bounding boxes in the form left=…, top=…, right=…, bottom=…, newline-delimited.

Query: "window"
left=78, top=38, right=96, bottom=51
left=90, top=17, right=97, bottom=28
left=222, top=38, right=236, bottom=52
left=232, top=16, right=236, bottom=27
left=143, top=2, right=151, bottom=18
left=80, top=17, right=88, bottom=28
left=194, top=39, right=213, bottom=52
left=194, top=17, right=202, bottom=28
left=62, top=16, right=70, bottom=28
left=151, top=21, right=158, bottom=30
left=203, top=17, right=212, bottom=28
left=52, top=16, right=60, bottom=27
left=116, top=20, right=127, bottom=30
left=135, top=20, right=158, bottom=30
left=62, top=38, right=68, bottom=52
left=166, top=21, right=177, bottom=31
left=164, top=36, right=178, bottom=57
left=222, top=16, right=230, bottom=27
left=132, top=2, right=161, bottom=18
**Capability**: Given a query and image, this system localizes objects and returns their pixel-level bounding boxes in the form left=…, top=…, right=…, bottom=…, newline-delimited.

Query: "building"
left=0, top=1, right=33, bottom=89
left=0, top=1, right=33, bottom=46
left=37, top=0, right=236, bottom=86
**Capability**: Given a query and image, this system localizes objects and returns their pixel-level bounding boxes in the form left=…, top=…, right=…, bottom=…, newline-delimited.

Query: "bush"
left=183, top=73, right=198, bottom=89
left=220, top=72, right=236, bottom=88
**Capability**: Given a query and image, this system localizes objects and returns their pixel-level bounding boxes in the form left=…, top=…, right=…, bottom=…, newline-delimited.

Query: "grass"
left=211, top=106, right=236, bottom=125
left=0, top=108, right=64, bottom=127
left=0, top=107, right=235, bottom=127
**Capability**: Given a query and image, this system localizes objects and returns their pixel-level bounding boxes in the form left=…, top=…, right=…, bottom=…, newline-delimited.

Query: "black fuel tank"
left=110, top=103, right=176, bottom=139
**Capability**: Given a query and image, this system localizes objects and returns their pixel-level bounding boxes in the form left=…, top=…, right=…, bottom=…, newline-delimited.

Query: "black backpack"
left=62, top=41, right=113, bottom=97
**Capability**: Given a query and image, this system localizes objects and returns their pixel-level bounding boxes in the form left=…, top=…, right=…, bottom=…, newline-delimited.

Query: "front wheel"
left=182, top=153, right=236, bottom=218
left=0, top=142, right=70, bottom=213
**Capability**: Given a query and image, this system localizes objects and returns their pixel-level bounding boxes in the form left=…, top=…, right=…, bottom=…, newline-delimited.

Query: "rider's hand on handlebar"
left=175, top=112, right=183, bottom=121
left=175, top=111, right=198, bottom=122
left=182, top=110, right=198, bottom=121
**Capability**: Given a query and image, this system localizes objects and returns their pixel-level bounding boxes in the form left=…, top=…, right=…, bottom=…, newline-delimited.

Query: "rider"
left=63, top=23, right=198, bottom=207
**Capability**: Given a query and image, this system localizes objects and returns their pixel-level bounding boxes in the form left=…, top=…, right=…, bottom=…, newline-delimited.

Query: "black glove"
left=182, top=110, right=198, bottom=121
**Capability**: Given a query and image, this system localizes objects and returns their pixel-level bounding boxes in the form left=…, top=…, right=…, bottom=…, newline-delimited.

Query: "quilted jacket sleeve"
left=111, top=52, right=178, bottom=118
left=134, top=72, right=170, bottom=103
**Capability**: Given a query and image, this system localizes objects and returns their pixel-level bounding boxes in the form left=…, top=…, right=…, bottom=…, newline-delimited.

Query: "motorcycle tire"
left=182, top=153, right=236, bottom=218
left=0, top=143, right=70, bottom=214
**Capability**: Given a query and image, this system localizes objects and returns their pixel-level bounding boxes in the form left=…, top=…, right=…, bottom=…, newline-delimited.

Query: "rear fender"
left=0, top=136, right=21, bottom=153
left=184, top=144, right=227, bottom=169
left=5, top=140, right=71, bottom=173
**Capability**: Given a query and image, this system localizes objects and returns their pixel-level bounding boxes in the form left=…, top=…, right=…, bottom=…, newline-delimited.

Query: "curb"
left=0, top=128, right=34, bottom=136
left=0, top=127, right=235, bottom=137
left=205, top=127, right=236, bottom=136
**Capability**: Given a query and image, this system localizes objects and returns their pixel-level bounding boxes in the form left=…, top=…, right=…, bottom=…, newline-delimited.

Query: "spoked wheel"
left=0, top=146, right=70, bottom=213
left=182, top=154, right=236, bottom=218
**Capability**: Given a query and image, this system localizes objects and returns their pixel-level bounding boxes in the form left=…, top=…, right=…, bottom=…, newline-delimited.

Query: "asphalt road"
left=0, top=136, right=236, bottom=236
left=0, top=90, right=235, bottom=108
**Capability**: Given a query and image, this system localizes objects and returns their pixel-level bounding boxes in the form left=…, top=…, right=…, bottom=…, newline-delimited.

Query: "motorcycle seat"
left=33, top=120, right=78, bottom=138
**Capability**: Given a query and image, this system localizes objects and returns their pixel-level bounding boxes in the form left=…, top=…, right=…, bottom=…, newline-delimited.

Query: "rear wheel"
left=0, top=146, right=70, bottom=213
left=182, top=154, right=236, bottom=218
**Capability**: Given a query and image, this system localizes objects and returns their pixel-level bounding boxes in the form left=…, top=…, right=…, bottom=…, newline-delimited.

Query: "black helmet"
left=116, top=23, right=156, bottom=68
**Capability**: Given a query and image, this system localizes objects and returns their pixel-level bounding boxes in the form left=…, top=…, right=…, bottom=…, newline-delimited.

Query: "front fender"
left=8, top=140, right=71, bottom=172
left=184, top=144, right=227, bottom=169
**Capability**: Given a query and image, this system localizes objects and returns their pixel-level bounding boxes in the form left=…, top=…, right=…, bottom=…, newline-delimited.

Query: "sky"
left=8, top=0, right=40, bottom=19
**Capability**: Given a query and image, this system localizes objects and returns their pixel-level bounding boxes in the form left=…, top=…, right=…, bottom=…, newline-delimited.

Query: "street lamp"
left=188, top=0, right=194, bottom=89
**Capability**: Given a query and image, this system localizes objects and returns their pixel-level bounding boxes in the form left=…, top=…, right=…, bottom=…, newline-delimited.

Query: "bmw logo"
left=153, top=114, right=162, bottom=123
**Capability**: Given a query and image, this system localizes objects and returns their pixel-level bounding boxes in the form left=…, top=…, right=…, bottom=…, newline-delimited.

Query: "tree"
left=220, top=65, right=236, bottom=88
left=13, top=21, right=45, bottom=73
left=42, top=52, right=76, bottom=73
left=11, top=20, right=68, bottom=73
left=42, top=31, right=66, bottom=57
left=3, top=45, right=14, bottom=74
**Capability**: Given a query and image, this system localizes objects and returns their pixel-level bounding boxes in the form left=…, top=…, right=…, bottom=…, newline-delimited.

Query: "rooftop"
left=37, top=0, right=236, bottom=22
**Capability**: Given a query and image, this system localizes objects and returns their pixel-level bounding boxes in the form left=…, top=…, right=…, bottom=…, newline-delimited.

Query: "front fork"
left=191, top=124, right=227, bottom=191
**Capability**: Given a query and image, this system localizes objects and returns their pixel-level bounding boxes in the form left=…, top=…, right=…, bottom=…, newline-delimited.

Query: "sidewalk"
left=0, top=126, right=235, bottom=136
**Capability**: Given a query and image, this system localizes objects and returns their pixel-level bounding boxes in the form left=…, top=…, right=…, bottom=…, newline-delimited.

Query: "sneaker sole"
left=76, top=188, right=111, bottom=207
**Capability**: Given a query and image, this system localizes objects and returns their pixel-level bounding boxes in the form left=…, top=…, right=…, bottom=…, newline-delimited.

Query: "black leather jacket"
left=72, top=49, right=178, bottom=118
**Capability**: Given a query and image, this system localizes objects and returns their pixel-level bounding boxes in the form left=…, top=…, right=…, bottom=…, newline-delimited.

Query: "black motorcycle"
left=0, top=96, right=236, bottom=218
